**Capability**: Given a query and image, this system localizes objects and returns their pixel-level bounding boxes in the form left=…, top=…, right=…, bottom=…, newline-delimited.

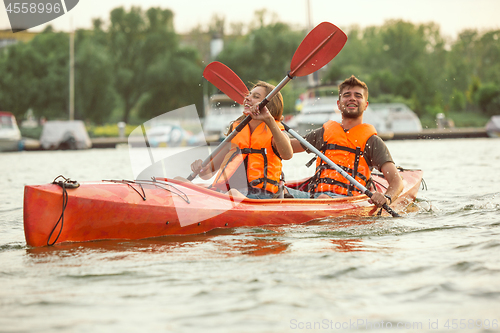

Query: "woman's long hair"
left=226, top=81, right=284, bottom=135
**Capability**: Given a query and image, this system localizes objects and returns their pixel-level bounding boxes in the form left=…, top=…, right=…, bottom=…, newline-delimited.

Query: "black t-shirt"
left=301, top=126, right=394, bottom=171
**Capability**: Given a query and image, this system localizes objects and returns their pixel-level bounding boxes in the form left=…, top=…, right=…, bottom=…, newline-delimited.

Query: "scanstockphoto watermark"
left=290, top=319, right=425, bottom=330
left=289, top=318, right=499, bottom=330
left=3, top=0, right=79, bottom=32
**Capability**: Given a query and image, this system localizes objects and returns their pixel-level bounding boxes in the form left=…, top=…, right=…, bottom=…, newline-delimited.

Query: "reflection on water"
left=25, top=220, right=375, bottom=260
left=330, top=239, right=364, bottom=252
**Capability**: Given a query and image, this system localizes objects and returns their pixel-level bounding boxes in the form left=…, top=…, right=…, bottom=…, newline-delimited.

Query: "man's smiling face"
left=337, top=86, right=369, bottom=119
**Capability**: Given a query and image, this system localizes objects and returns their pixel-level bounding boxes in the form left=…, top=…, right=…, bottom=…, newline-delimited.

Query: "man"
left=289, top=75, right=403, bottom=207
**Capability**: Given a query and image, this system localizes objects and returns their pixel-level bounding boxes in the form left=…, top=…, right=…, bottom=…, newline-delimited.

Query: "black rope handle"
left=47, top=175, right=79, bottom=246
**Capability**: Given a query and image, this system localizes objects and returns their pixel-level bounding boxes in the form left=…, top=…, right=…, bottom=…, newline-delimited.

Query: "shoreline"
left=381, top=127, right=489, bottom=141
left=17, top=127, right=491, bottom=151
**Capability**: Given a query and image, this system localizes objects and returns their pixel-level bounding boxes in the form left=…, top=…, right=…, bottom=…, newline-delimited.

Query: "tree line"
left=0, top=7, right=499, bottom=125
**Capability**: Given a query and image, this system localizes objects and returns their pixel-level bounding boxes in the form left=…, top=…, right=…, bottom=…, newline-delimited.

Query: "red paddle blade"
left=290, top=22, right=347, bottom=77
left=203, top=61, right=248, bottom=104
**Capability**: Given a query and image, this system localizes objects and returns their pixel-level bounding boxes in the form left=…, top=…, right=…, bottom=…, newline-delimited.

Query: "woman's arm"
left=190, top=144, right=230, bottom=180
left=268, top=120, right=293, bottom=160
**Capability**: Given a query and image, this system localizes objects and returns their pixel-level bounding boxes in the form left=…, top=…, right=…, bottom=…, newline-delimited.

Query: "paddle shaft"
left=186, top=75, right=293, bottom=181
left=185, top=115, right=251, bottom=181
left=282, top=123, right=401, bottom=217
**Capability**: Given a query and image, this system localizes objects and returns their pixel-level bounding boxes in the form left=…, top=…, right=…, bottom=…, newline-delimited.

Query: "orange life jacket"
left=212, top=121, right=284, bottom=194
left=310, top=121, right=377, bottom=196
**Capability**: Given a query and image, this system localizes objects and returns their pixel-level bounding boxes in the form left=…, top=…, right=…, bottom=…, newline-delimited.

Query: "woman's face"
left=244, top=86, right=266, bottom=111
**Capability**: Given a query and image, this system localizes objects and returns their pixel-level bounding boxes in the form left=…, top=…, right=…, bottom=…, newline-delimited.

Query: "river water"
left=1, top=138, right=499, bottom=332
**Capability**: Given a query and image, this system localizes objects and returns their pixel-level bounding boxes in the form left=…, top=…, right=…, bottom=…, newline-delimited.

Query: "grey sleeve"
left=364, top=135, right=394, bottom=171
left=300, top=127, right=325, bottom=153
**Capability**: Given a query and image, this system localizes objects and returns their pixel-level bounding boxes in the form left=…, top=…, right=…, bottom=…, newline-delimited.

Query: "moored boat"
left=39, top=120, right=92, bottom=150
left=203, top=94, right=243, bottom=141
left=485, top=115, right=500, bottom=138
left=0, top=111, right=22, bottom=152
left=23, top=169, right=423, bottom=247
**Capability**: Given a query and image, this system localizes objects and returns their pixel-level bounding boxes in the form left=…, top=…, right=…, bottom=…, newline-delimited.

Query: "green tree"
left=216, top=12, right=303, bottom=114
left=0, top=26, right=69, bottom=120
left=446, top=30, right=478, bottom=94
left=324, top=20, right=449, bottom=116
left=475, top=83, right=500, bottom=116
left=74, top=24, right=117, bottom=124
left=138, top=47, right=203, bottom=119
left=217, top=22, right=303, bottom=83
left=107, top=7, right=180, bottom=123
left=446, top=29, right=500, bottom=110
left=476, top=30, right=500, bottom=84
left=449, top=89, right=466, bottom=112
left=324, top=25, right=374, bottom=83
left=0, top=39, right=36, bottom=118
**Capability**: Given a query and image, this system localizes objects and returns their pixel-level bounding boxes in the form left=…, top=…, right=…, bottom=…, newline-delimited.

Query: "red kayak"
left=23, top=169, right=423, bottom=247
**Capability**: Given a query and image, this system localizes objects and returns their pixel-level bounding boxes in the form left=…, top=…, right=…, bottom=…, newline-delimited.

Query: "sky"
left=1, top=0, right=500, bottom=39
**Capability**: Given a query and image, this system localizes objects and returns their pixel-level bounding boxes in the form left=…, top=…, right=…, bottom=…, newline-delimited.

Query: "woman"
left=191, top=81, right=293, bottom=199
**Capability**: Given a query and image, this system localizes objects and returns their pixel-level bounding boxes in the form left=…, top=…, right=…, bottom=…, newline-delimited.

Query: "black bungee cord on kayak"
left=102, top=179, right=190, bottom=204
left=145, top=178, right=190, bottom=204
left=48, top=175, right=80, bottom=246
left=104, top=179, right=147, bottom=200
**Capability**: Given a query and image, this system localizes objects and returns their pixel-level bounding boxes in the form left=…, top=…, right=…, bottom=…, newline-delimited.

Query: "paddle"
left=186, top=22, right=347, bottom=181
left=202, top=64, right=401, bottom=218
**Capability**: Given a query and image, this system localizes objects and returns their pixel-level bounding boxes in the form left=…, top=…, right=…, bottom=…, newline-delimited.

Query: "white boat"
left=203, top=94, right=243, bottom=140
left=291, top=87, right=422, bottom=136
left=291, top=87, right=341, bottom=135
left=367, top=103, right=423, bottom=133
left=485, top=115, right=500, bottom=138
left=144, top=124, right=204, bottom=147
left=39, top=120, right=92, bottom=150
left=0, top=111, right=22, bottom=152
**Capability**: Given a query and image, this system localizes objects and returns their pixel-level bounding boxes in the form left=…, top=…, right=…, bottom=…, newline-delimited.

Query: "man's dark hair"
left=338, top=75, right=368, bottom=99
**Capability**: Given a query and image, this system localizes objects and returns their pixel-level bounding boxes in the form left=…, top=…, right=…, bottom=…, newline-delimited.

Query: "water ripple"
left=0, top=242, right=26, bottom=252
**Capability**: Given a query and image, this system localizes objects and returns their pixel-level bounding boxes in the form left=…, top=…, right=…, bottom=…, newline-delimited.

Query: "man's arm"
left=290, top=138, right=306, bottom=153
left=290, top=127, right=324, bottom=153
left=364, top=136, right=403, bottom=207
left=369, top=161, right=403, bottom=207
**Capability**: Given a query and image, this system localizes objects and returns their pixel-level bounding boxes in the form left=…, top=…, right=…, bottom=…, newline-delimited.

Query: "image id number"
left=444, top=319, right=498, bottom=330
left=6, top=2, right=61, bottom=14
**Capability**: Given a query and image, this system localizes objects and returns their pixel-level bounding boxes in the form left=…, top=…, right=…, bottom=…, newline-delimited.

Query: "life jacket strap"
left=316, top=177, right=354, bottom=190
left=249, top=178, right=279, bottom=187
left=348, top=146, right=362, bottom=195
left=240, top=147, right=266, bottom=155
left=316, top=164, right=368, bottom=183
left=324, top=143, right=358, bottom=154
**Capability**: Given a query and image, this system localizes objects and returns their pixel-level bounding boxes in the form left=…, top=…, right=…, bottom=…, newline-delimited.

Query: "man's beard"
left=341, top=106, right=363, bottom=119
